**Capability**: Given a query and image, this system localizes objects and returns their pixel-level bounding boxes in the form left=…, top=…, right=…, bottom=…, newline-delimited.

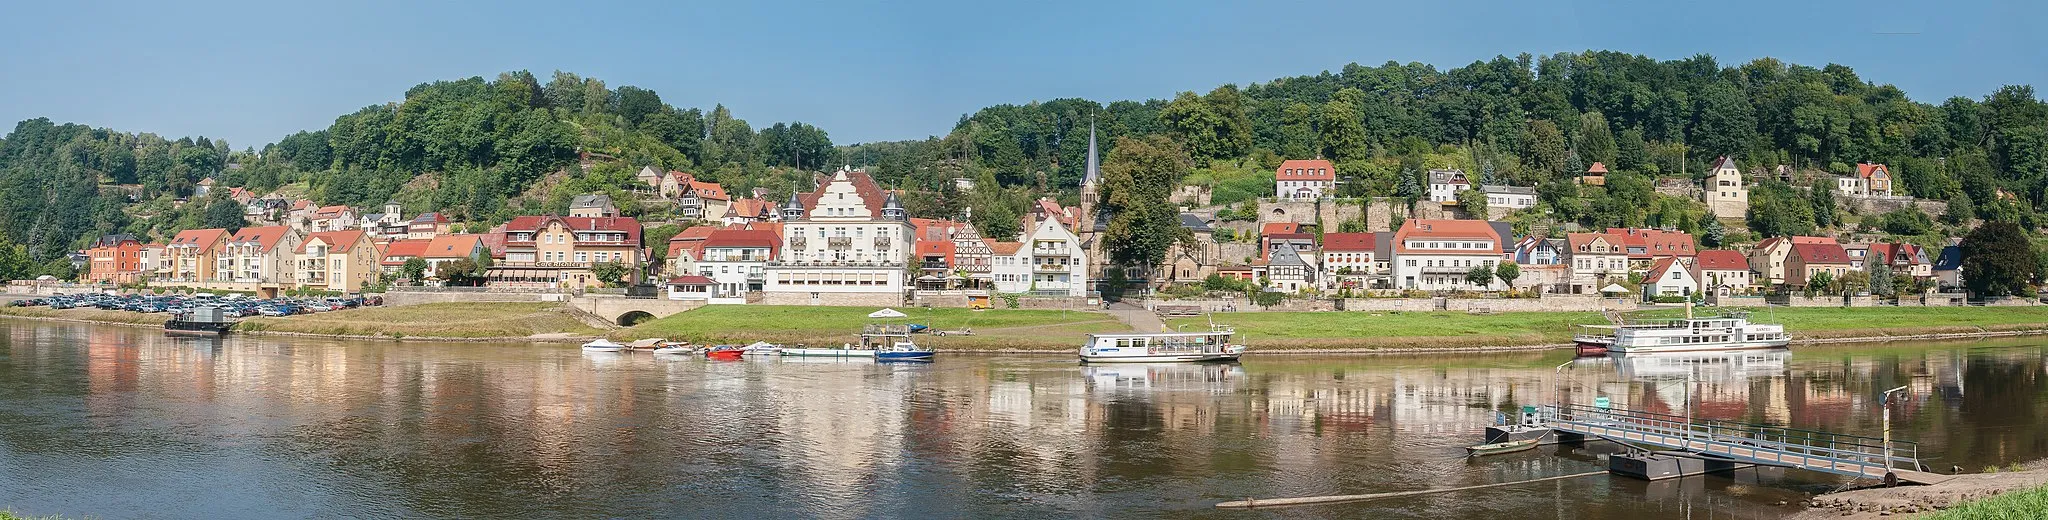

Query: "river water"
left=2, top=319, right=2044, bottom=519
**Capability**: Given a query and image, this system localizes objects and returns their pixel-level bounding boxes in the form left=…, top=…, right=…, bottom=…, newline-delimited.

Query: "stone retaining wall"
left=758, top=291, right=905, bottom=307
left=384, top=290, right=550, bottom=306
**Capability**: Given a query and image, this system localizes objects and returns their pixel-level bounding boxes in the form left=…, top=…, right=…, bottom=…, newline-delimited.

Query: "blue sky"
left=1, top=0, right=2042, bottom=149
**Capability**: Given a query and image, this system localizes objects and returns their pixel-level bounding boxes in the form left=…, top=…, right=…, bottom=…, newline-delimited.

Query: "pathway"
left=1104, top=301, right=1165, bottom=333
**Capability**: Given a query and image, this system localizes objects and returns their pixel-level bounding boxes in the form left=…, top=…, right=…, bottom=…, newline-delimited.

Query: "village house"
left=166, top=228, right=229, bottom=283
left=637, top=166, right=665, bottom=189
left=721, top=197, right=777, bottom=226
left=1843, top=243, right=1871, bottom=270
left=1604, top=228, right=1697, bottom=270
left=215, top=226, right=303, bottom=286
left=1641, top=256, right=1698, bottom=298
left=139, top=243, right=170, bottom=282
left=294, top=230, right=379, bottom=293
left=678, top=180, right=731, bottom=221
left=1840, top=162, right=1895, bottom=197
left=657, top=170, right=692, bottom=198
left=1320, top=232, right=1382, bottom=289
left=360, top=201, right=409, bottom=238
left=1162, top=213, right=1218, bottom=286
left=406, top=212, right=450, bottom=240
left=1702, top=156, right=1750, bottom=220
left=1565, top=232, right=1630, bottom=295
left=1263, top=245, right=1314, bottom=292
left=910, top=218, right=990, bottom=291
left=990, top=215, right=1090, bottom=296
left=1786, top=241, right=1854, bottom=289
left=85, top=234, right=144, bottom=284
left=1512, top=236, right=1567, bottom=266
left=1866, top=242, right=1933, bottom=279
left=194, top=177, right=215, bottom=197
left=1579, top=162, right=1610, bottom=186
left=664, top=275, right=716, bottom=302
left=1693, top=249, right=1753, bottom=296
left=678, top=228, right=777, bottom=303
left=1749, top=236, right=1837, bottom=287
left=663, top=225, right=719, bottom=275
left=489, top=216, right=644, bottom=288
left=1426, top=169, right=1471, bottom=203
left=764, top=168, right=914, bottom=305
left=379, top=239, right=430, bottom=275
left=1391, top=219, right=1503, bottom=291
left=421, top=234, right=487, bottom=281
left=306, top=205, right=357, bottom=232
left=568, top=194, right=619, bottom=218
left=1480, top=185, right=1536, bottom=210
left=1273, top=159, right=1335, bottom=200
left=1933, top=244, right=1964, bottom=289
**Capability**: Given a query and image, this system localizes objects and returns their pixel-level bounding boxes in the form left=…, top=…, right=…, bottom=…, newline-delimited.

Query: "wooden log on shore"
left=1215, top=470, right=1609, bottom=509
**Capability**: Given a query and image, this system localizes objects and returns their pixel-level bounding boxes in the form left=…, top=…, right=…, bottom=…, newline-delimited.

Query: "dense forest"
left=3, top=50, right=2046, bottom=281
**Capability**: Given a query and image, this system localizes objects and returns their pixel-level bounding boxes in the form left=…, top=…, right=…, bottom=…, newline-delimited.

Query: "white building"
left=1391, top=219, right=1503, bottom=290
left=1702, top=156, right=1749, bottom=219
left=1641, top=256, right=1698, bottom=297
left=1274, top=159, right=1335, bottom=200
left=1693, top=250, right=1752, bottom=296
left=1264, top=246, right=1314, bottom=292
left=1427, top=169, right=1471, bottom=203
left=679, top=228, right=777, bottom=304
left=1479, top=185, right=1536, bottom=210
left=1320, top=232, right=1381, bottom=289
left=990, top=216, right=1089, bottom=296
left=214, top=225, right=302, bottom=284
left=763, top=168, right=915, bottom=306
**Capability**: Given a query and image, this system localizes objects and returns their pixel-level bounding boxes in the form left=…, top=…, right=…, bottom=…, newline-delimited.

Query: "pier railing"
left=1537, top=404, right=1921, bottom=479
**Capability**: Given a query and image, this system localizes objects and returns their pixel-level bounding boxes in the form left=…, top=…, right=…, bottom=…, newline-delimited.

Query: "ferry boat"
left=164, top=306, right=235, bottom=336
left=1079, top=327, right=1245, bottom=363
left=1573, top=309, right=1789, bottom=354
left=781, top=324, right=933, bottom=359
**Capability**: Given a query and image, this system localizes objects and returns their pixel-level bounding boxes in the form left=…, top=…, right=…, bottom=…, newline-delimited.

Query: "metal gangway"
left=1536, top=404, right=1950, bottom=485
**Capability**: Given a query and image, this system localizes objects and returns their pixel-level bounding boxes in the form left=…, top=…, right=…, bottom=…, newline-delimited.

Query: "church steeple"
left=781, top=192, right=805, bottom=221
left=1083, top=118, right=1100, bottom=188
left=881, top=191, right=906, bottom=221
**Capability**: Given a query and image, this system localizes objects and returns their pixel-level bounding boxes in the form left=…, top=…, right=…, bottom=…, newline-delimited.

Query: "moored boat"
left=739, top=341, right=782, bottom=356
left=580, top=339, right=626, bottom=352
left=781, top=324, right=933, bottom=359
left=164, top=306, right=235, bottom=336
left=1575, top=308, right=1790, bottom=354
left=1079, top=327, right=1244, bottom=363
left=704, top=345, right=745, bottom=360
left=652, top=341, right=695, bottom=355
left=1465, top=438, right=1540, bottom=457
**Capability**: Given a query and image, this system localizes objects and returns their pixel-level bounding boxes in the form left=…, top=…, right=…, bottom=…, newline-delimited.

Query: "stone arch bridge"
left=567, top=295, right=703, bottom=326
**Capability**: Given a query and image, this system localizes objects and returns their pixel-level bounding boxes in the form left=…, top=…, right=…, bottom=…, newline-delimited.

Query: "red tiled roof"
left=724, top=197, right=773, bottom=219
left=1587, top=162, right=1609, bottom=174
left=1643, top=257, right=1685, bottom=284
left=227, top=226, right=293, bottom=253
left=168, top=228, right=229, bottom=250
left=1605, top=228, right=1696, bottom=258
left=796, top=170, right=890, bottom=218
left=702, top=229, right=779, bottom=257
left=1032, top=198, right=1076, bottom=228
left=1867, top=243, right=1925, bottom=266
left=1695, top=250, right=1749, bottom=271
left=987, top=240, right=1023, bottom=256
left=291, top=200, right=312, bottom=210
left=1322, top=232, right=1374, bottom=252
left=423, top=234, right=483, bottom=259
left=690, top=181, right=729, bottom=200
left=668, top=275, right=714, bottom=285
left=1566, top=232, right=1622, bottom=254
left=380, top=239, right=431, bottom=265
left=1792, top=242, right=1852, bottom=265
left=313, top=205, right=352, bottom=217
left=1274, top=159, right=1335, bottom=181
left=1392, top=219, right=1501, bottom=255
left=298, top=230, right=366, bottom=254
left=502, top=216, right=644, bottom=245
left=1856, top=163, right=1889, bottom=179
left=1260, top=222, right=1302, bottom=236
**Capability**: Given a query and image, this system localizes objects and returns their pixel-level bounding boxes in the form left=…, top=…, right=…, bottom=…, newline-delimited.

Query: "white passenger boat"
left=1079, top=328, right=1245, bottom=363
left=580, top=339, right=626, bottom=352
left=1573, top=308, right=1789, bottom=354
left=781, top=324, right=932, bottom=359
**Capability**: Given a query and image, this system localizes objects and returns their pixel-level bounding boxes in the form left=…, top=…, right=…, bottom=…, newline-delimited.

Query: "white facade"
left=764, top=169, right=914, bottom=303
left=1698, top=268, right=1751, bottom=295
left=687, top=242, right=770, bottom=305
left=1702, top=157, right=1749, bottom=219
left=991, top=217, right=1089, bottom=296
left=1480, top=185, right=1535, bottom=210
left=1835, top=176, right=1867, bottom=197
left=1426, top=169, right=1471, bottom=203
left=1643, top=258, right=1698, bottom=297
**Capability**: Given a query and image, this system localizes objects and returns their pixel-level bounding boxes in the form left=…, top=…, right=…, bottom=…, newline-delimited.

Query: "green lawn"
left=621, top=305, right=1129, bottom=349
left=236, top=302, right=602, bottom=339
left=1925, top=483, right=2048, bottom=519
left=1166, top=306, right=2048, bottom=350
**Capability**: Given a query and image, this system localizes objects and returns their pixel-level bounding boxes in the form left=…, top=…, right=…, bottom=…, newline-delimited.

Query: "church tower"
left=1078, top=119, right=1106, bottom=280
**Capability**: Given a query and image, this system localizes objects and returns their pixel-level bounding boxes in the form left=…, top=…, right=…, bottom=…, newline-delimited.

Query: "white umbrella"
left=1600, top=284, right=1631, bottom=294
left=868, top=308, right=908, bottom=318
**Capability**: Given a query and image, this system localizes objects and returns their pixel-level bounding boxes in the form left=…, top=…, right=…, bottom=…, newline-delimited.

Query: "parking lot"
left=7, top=293, right=382, bottom=318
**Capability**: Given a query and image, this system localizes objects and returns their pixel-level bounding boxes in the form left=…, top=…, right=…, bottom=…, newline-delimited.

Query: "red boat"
left=704, top=347, right=745, bottom=360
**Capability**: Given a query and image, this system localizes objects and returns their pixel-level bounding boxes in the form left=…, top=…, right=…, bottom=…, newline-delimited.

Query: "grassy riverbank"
left=1926, top=484, right=2048, bottom=518
left=235, top=302, right=603, bottom=339
left=0, top=305, right=174, bottom=325
left=1166, top=306, right=2048, bottom=350
left=620, top=305, right=1128, bottom=349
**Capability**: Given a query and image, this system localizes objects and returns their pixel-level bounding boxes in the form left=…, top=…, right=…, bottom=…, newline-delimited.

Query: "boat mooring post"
left=1551, top=360, right=1573, bottom=418
left=1879, top=385, right=1910, bottom=476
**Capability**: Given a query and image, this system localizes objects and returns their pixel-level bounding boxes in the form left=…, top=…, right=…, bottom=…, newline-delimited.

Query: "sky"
left=1, top=0, right=2043, bottom=149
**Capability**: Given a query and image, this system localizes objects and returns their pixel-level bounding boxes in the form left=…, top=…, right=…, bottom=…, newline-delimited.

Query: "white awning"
left=1600, top=283, right=1631, bottom=294
left=868, top=308, right=908, bottom=318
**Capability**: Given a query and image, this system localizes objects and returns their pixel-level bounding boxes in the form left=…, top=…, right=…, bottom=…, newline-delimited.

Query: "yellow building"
left=296, top=230, right=380, bottom=293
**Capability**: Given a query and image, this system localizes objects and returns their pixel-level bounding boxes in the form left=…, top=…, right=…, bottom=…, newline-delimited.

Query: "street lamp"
left=1880, top=385, right=1911, bottom=479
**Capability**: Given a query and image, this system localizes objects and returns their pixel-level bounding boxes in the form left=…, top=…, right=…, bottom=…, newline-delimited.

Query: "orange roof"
left=1275, top=159, right=1336, bottom=181
left=227, top=226, right=293, bottom=252
left=988, top=241, right=1023, bottom=255
left=724, top=197, right=774, bottom=219
left=795, top=170, right=890, bottom=218
left=1392, top=219, right=1501, bottom=255
left=1260, top=222, right=1302, bottom=236
left=1643, top=257, right=1686, bottom=284
left=1604, top=228, right=1696, bottom=258
left=1587, top=162, right=1609, bottom=174
left=422, top=234, right=483, bottom=259
left=1566, top=232, right=1622, bottom=254
left=298, top=230, right=366, bottom=253
left=689, top=181, right=729, bottom=201
left=291, top=199, right=312, bottom=210
left=1855, top=163, right=1889, bottom=179
left=1322, top=232, right=1374, bottom=252
left=1694, top=250, right=1749, bottom=271
left=381, top=239, right=431, bottom=264
left=168, top=228, right=229, bottom=250
left=313, top=205, right=352, bottom=216
left=502, top=216, right=643, bottom=245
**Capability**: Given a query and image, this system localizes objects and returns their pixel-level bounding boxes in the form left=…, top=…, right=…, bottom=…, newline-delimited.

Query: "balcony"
left=1420, top=266, right=1475, bottom=275
left=827, top=237, right=852, bottom=250
left=1034, top=263, right=1070, bottom=273
left=920, top=261, right=950, bottom=270
left=789, top=236, right=807, bottom=248
left=873, top=236, right=892, bottom=249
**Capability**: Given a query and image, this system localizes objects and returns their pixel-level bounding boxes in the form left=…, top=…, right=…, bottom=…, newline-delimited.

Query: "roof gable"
left=1274, top=159, right=1335, bottom=181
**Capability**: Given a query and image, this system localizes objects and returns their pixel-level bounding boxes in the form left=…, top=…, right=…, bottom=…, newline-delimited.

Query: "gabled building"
left=1565, top=232, right=1630, bottom=294
left=1580, top=162, right=1609, bottom=186
left=637, top=166, right=665, bottom=189
left=1274, top=159, right=1335, bottom=200
left=1321, top=232, right=1382, bottom=289
left=680, top=229, right=778, bottom=303
left=1750, top=236, right=1836, bottom=286
left=167, top=228, right=230, bottom=283
left=216, top=226, right=302, bottom=285
left=379, top=239, right=431, bottom=275
left=1391, top=219, right=1503, bottom=290
left=721, top=197, right=777, bottom=226
left=991, top=215, right=1089, bottom=296
left=1512, top=236, right=1567, bottom=266
left=1480, top=185, right=1536, bottom=210
left=1786, top=241, right=1853, bottom=289
left=1702, top=156, right=1749, bottom=219
left=678, top=180, right=731, bottom=221
left=911, top=218, right=990, bottom=290
left=139, top=243, right=170, bottom=282
left=308, top=205, right=357, bottom=232
left=1642, top=257, right=1698, bottom=298
left=1866, top=242, right=1933, bottom=279
left=1605, top=228, right=1697, bottom=270
left=295, top=230, right=379, bottom=292
left=1835, top=163, right=1894, bottom=197
left=422, top=234, right=487, bottom=280
left=406, top=212, right=450, bottom=240
left=1264, top=245, right=1314, bottom=292
left=84, top=234, right=144, bottom=284
left=1693, top=249, right=1752, bottom=296
left=1426, top=169, right=1471, bottom=203
left=763, top=168, right=915, bottom=305
left=569, top=194, right=618, bottom=218
left=489, top=216, right=644, bottom=288
left=1933, top=244, right=1964, bottom=289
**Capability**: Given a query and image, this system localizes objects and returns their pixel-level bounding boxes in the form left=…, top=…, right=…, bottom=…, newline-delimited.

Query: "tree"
left=1701, top=217, right=1726, bottom=247
left=400, top=258, right=428, bottom=285
left=1317, top=99, right=1368, bottom=161
left=1521, top=120, right=1568, bottom=180
left=643, top=224, right=683, bottom=263
left=441, top=258, right=483, bottom=286
left=1465, top=264, right=1496, bottom=289
left=1615, top=127, right=1649, bottom=171
left=1455, top=187, right=1489, bottom=219
left=1576, top=112, right=1618, bottom=167
left=1494, top=261, right=1521, bottom=289
left=1809, top=185, right=1837, bottom=229
left=1960, top=221, right=2041, bottom=297
left=1159, top=87, right=1251, bottom=164
left=1877, top=208, right=1934, bottom=236
left=1100, top=135, right=1194, bottom=272
left=1869, top=263, right=1895, bottom=297
left=201, top=197, right=248, bottom=232
left=592, top=260, right=629, bottom=287
left=1805, top=270, right=1834, bottom=298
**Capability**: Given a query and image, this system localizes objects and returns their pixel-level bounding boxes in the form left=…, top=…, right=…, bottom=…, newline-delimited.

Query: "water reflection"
left=0, top=319, right=2044, bottom=519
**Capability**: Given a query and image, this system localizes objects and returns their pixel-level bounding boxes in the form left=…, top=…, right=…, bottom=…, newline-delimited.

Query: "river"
left=2, top=319, right=2044, bottom=519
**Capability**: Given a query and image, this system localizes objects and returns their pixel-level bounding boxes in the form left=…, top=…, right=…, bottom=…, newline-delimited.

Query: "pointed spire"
left=1083, top=116, right=1100, bottom=187
left=781, top=192, right=805, bottom=220
left=881, top=191, right=906, bottom=221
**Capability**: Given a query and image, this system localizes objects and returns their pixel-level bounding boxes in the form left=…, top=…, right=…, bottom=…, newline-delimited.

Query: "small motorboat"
left=704, top=345, right=745, bottom=360
left=740, top=341, right=782, bottom=356
left=652, top=341, right=695, bottom=355
left=1464, top=438, right=1540, bottom=457
left=874, top=342, right=934, bottom=361
left=627, top=338, right=665, bottom=351
left=581, top=339, right=626, bottom=352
